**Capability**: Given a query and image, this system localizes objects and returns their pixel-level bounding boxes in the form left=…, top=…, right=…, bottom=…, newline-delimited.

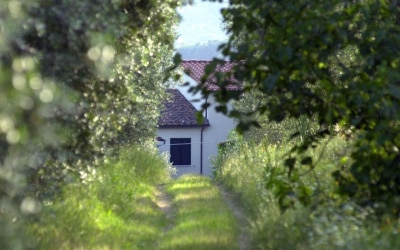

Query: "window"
left=170, top=138, right=191, bottom=165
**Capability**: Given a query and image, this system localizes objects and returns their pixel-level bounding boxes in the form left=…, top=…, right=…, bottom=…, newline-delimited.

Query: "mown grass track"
left=159, top=175, right=239, bottom=250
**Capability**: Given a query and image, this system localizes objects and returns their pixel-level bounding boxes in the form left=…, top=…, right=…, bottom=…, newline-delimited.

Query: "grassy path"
left=157, top=175, right=243, bottom=250
left=31, top=174, right=248, bottom=249
left=218, top=183, right=252, bottom=250
left=155, top=184, right=174, bottom=232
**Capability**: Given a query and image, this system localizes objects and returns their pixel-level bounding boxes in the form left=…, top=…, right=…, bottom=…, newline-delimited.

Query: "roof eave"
left=158, top=124, right=210, bottom=128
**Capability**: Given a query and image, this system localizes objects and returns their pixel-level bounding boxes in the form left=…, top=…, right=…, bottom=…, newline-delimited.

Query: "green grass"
left=32, top=184, right=165, bottom=249
left=160, top=175, right=238, bottom=250
left=30, top=144, right=171, bottom=249
left=29, top=146, right=240, bottom=249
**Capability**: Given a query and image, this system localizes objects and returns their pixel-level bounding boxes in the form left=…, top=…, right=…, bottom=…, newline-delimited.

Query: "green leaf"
left=196, top=111, right=205, bottom=124
left=173, top=53, right=182, bottom=65
left=298, top=184, right=312, bottom=206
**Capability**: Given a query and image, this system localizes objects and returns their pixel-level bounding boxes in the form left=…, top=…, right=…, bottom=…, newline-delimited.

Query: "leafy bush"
left=201, top=0, right=400, bottom=214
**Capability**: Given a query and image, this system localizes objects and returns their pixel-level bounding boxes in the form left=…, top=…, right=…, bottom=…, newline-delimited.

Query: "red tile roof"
left=181, top=60, right=241, bottom=91
left=158, top=89, right=209, bottom=128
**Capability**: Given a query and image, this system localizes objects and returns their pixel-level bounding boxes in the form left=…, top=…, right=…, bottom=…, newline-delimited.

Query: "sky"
left=175, top=0, right=228, bottom=48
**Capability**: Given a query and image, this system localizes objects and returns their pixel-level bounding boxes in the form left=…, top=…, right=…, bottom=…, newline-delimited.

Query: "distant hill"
left=177, top=41, right=225, bottom=60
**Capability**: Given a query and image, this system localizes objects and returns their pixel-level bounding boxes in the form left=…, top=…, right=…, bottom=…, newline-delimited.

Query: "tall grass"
left=213, top=134, right=400, bottom=249
left=30, top=144, right=173, bottom=249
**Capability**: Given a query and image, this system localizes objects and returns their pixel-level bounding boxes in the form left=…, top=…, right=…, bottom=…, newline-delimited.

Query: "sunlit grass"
left=160, top=175, right=238, bottom=250
left=29, top=144, right=171, bottom=249
left=29, top=147, right=240, bottom=249
left=32, top=179, right=167, bottom=250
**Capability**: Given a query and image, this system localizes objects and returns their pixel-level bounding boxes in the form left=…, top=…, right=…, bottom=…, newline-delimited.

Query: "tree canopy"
left=0, top=0, right=180, bottom=247
left=198, top=0, right=400, bottom=213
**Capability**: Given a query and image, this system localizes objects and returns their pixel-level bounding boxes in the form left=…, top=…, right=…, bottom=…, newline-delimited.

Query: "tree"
left=1, top=0, right=179, bottom=247
left=199, top=0, right=400, bottom=213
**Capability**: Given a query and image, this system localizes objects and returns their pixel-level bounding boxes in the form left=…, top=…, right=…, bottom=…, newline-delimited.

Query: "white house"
left=157, top=60, right=240, bottom=176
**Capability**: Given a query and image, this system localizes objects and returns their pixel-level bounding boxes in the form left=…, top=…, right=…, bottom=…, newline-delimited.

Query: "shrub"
left=213, top=133, right=400, bottom=249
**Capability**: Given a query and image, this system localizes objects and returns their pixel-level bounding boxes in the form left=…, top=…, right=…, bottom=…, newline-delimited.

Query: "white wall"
left=174, top=74, right=237, bottom=176
left=157, top=127, right=203, bottom=177
left=201, top=94, right=236, bottom=176
left=178, top=74, right=205, bottom=111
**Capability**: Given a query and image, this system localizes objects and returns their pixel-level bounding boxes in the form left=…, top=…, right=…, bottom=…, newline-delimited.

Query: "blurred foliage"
left=203, top=0, right=400, bottom=214
left=1, top=0, right=179, bottom=248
